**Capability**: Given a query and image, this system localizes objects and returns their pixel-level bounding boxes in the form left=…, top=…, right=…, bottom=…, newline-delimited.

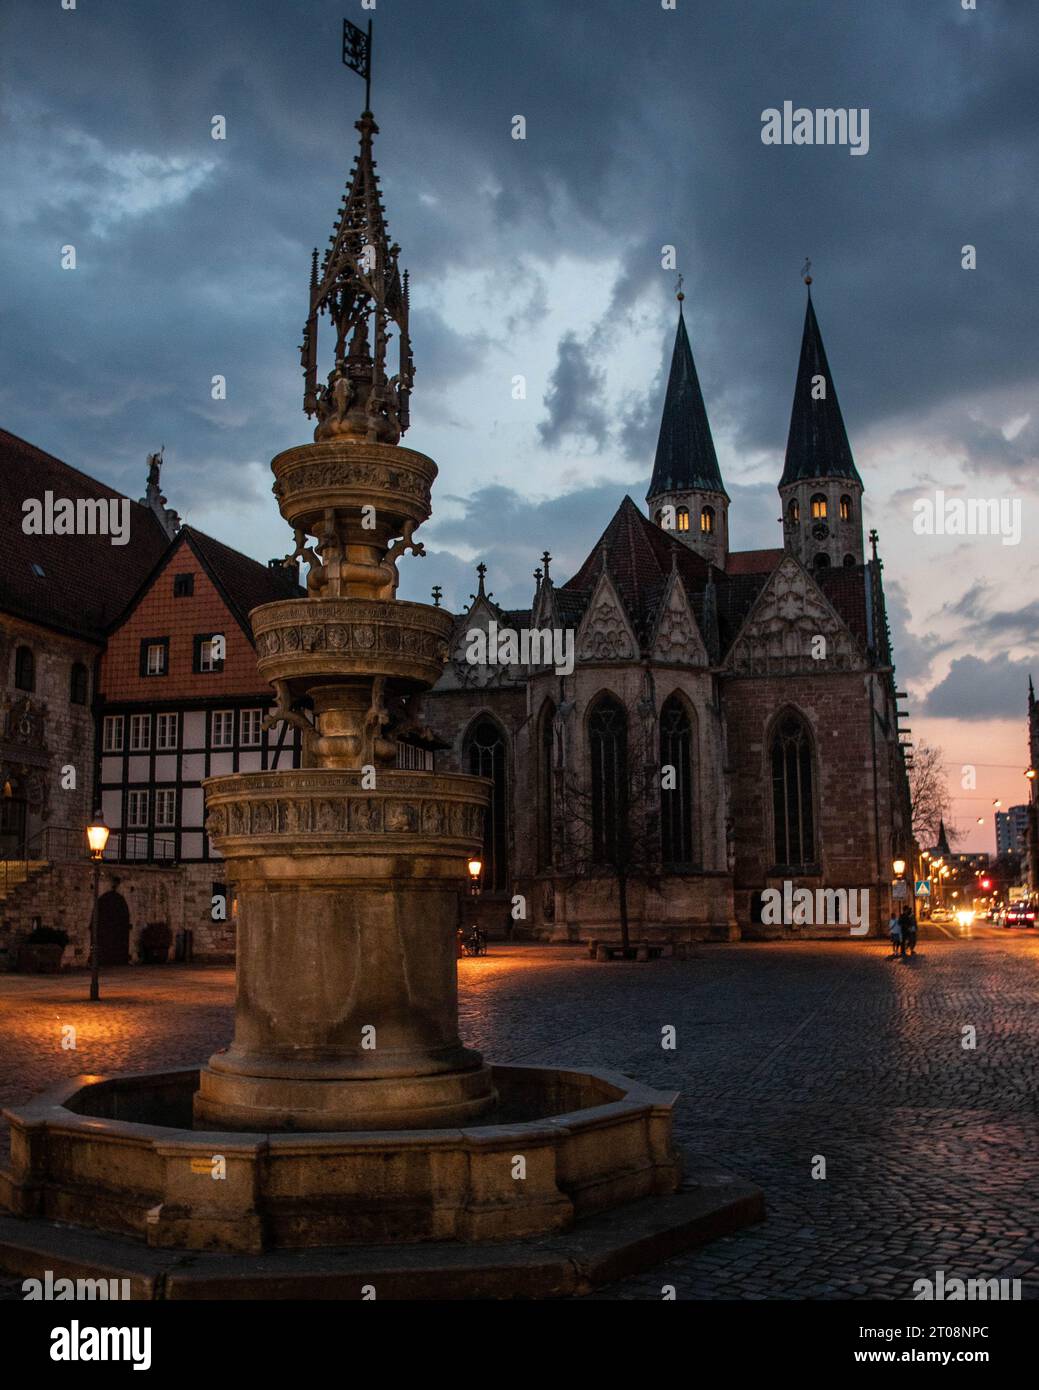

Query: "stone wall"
left=0, top=860, right=236, bottom=970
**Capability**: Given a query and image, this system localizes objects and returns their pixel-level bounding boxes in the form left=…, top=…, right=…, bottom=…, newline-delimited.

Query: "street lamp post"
left=85, top=811, right=110, bottom=1003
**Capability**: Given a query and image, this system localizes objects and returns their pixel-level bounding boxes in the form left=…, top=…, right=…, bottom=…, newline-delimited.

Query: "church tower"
left=646, top=290, right=728, bottom=569
left=779, top=273, right=864, bottom=570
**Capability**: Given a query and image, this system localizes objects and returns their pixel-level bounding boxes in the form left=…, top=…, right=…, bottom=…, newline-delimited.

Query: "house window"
left=130, top=714, right=151, bottom=751
left=839, top=494, right=852, bottom=521
left=538, top=700, right=555, bottom=871
left=70, top=662, right=89, bottom=705
left=173, top=573, right=195, bottom=597
left=788, top=498, right=800, bottom=524
left=700, top=505, right=715, bottom=535
left=676, top=506, right=690, bottom=532
left=660, top=695, right=695, bottom=866
left=771, top=715, right=815, bottom=869
left=127, top=791, right=149, bottom=828
left=810, top=494, right=827, bottom=519
left=156, top=713, right=178, bottom=750
left=194, top=634, right=226, bottom=674
left=588, top=695, right=627, bottom=865
left=140, top=638, right=169, bottom=677
left=14, top=646, right=34, bottom=692
left=240, top=709, right=263, bottom=747
left=465, top=718, right=508, bottom=892
left=103, top=715, right=124, bottom=752
left=155, top=789, right=177, bottom=827
left=212, top=710, right=234, bottom=748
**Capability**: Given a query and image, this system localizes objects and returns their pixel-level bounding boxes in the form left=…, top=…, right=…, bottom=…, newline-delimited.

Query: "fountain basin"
left=0, top=1064, right=682, bottom=1254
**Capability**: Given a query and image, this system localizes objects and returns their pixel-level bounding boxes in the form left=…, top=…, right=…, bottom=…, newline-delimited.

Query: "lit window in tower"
left=676, top=506, right=690, bottom=532
left=789, top=499, right=800, bottom=524
left=700, top=506, right=714, bottom=534
left=839, top=494, right=851, bottom=521
left=810, top=494, right=827, bottom=519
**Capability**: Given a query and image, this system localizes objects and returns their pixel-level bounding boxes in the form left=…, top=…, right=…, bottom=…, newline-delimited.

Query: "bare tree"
left=908, top=740, right=960, bottom=847
left=557, top=711, right=663, bottom=955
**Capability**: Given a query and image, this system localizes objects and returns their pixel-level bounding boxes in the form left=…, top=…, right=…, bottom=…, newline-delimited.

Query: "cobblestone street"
left=2, top=923, right=1037, bottom=1300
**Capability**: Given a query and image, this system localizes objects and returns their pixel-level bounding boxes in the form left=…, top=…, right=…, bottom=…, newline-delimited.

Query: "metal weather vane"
left=299, top=18, right=413, bottom=446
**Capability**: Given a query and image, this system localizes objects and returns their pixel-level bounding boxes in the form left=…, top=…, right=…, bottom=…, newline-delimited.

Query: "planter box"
left=16, top=944, right=65, bottom=974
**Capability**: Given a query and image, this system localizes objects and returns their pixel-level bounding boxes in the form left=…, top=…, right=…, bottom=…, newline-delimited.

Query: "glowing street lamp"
left=892, top=858, right=906, bottom=877
left=467, top=857, right=483, bottom=897
left=85, top=812, right=110, bottom=1003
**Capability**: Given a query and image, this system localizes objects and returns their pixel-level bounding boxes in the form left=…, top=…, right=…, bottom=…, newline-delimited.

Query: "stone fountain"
left=0, top=107, right=761, bottom=1296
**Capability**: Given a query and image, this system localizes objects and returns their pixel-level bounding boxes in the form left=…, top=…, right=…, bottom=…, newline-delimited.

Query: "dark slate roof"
left=647, top=307, right=726, bottom=500
left=780, top=294, right=862, bottom=487
left=564, top=496, right=711, bottom=643
left=816, top=564, right=869, bottom=650
left=0, top=428, right=169, bottom=642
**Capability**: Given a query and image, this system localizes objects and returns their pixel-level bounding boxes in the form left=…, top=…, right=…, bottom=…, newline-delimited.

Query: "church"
left=425, top=280, right=914, bottom=941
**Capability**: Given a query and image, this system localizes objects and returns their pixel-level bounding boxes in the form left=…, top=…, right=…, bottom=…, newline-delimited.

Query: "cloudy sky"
left=2, top=0, right=1036, bottom=849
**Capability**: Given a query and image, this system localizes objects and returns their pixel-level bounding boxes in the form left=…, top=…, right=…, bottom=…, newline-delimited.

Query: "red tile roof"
left=725, top=548, right=784, bottom=576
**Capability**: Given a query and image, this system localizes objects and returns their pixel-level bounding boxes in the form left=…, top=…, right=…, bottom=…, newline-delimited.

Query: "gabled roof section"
left=647, top=306, right=726, bottom=500
left=107, top=526, right=304, bottom=643
left=564, top=496, right=712, bottom=646
left=0, top=428, right=169, bottom=642
left=780, top=293, right=862, bottom=488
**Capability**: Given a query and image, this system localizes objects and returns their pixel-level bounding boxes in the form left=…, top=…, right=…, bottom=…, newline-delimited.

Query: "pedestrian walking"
left=888, top=913, right=902, bottom=957
left=898, top=906, right=917, bottom=957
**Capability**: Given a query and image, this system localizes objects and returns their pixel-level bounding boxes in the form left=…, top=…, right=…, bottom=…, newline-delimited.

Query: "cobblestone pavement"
left=1, top=921, right=1037, bottom=1300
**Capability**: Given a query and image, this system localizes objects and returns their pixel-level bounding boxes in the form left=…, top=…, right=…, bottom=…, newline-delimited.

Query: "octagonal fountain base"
left=0, top=1064, right=763, bottom=1296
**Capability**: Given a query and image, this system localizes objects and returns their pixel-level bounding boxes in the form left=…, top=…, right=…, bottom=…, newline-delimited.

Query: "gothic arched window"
left=789, top=498, right=800, bottom=524
left=771, top=715, right=815, bottom=868
left=813, top=552, right=831, bottom=569
left=660, top=696, right=695, bottom=866
left=700, top=506, right=714, bottom=534
left=839, top=494, right=852, bottom=521
left=676, top=506, right=690, bottom=532
left=465, top=718, right=509, bottom=891
left=538, top=700, right=555, bottom=871
left=843, top=553, right=856, bottom=568
left=588, top=695, right=627, bottom=864
left=14, top=646, right=34, bottom=692
left=810, top=494, right=827, bottom=519
left=70, top=662, right=88, bottom=705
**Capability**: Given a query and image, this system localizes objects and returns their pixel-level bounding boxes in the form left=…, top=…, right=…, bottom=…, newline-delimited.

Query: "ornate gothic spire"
left=300, top=109, right=413, bottom=446
left=647, top=301, right=726, bottom=502
left=780, top=286, right=861, bottom=488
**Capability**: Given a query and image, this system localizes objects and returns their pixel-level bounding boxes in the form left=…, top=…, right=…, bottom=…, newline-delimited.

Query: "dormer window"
left=700, top=506, right=715, bottom=535
left=810, top=494, right=827, bottom=519
left=676, top=506, right=690, bottom=532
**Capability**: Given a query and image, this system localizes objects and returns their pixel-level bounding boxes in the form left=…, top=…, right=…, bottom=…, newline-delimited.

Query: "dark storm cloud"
left=537, top=332, right=610, bottom=449
left=1, top=0, right=1035, bottom=593
left=923, top=653, right=1036, bottom=721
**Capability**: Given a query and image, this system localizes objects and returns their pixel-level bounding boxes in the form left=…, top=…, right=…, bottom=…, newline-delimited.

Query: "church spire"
left=300, top=105, right=413, bottom=446
left=647, top=301, right=726, bottom=500
left=780, top=287, right=860, bottom=488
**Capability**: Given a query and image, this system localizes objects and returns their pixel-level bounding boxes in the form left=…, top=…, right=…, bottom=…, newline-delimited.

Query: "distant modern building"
left=995, top=806, right=1029, bottom=857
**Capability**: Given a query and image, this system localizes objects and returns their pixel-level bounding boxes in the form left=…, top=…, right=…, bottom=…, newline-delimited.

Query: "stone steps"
left=0, top=861, right=50, bottom=904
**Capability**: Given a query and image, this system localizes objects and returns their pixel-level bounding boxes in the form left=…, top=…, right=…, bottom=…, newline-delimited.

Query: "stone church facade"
left=424, top=285, right=913, bottom=942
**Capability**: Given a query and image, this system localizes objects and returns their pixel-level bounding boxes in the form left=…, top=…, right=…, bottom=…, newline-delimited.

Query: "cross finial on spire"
left=534, top=566, right=543, bottom=591
left=431, top=584, right=442, bottom=608
left=475, top=561, right=487, bottom=596
left=541, top=550, right=552, bottom=580
left=802, top=257, right=812, bottom=288
left=675, top=273, right=685, bottom=303
left=869, top=527, right=879, bottom=561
